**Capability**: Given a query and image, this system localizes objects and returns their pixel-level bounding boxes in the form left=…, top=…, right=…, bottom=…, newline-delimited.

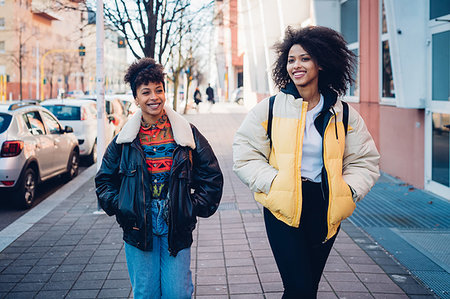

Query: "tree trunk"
left=19, top=60, right=22, bottom=100
left=183, top=78, right=192, bottom=114
left=173, top=74, right=179, bottom=112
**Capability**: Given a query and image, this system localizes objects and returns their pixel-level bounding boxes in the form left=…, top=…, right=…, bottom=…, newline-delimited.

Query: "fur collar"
left=116, top=105, right=196, bottom=149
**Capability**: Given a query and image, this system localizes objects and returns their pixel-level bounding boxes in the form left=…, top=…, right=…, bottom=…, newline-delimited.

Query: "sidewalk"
left=0, top=103, right=443, bottom=298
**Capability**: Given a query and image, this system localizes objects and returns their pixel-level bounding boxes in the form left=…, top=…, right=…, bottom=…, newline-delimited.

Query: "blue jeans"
left=124, top=200, right=193, bottom=299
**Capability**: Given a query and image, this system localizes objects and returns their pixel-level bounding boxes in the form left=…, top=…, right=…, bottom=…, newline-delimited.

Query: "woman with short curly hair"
left=96, top=57, right=224, bottom=299
left=233, top=26, right=380, bottom=298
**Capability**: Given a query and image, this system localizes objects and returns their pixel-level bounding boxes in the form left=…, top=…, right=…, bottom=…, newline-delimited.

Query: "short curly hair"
left=272, top=26, right=356, bottom=96
left=124, top=57, right=165, bottom=98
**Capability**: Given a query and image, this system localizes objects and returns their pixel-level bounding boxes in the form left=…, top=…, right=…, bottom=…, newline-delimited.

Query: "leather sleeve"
left=95, top=136, right=122, bottom=216
left=190, top=125, right=224, bottom=218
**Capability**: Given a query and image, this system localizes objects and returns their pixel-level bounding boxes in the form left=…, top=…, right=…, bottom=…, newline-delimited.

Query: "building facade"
left=237, top=0, right=450, bottom=200
left=213, top=0, right=243, bottom=101
left=0, top=0, right=127, bottom=101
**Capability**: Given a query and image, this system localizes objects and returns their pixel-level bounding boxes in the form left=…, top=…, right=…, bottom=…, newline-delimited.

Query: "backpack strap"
left=267, top=95, right=276, bottom=148
left=342, top=101, right=349, bottom=136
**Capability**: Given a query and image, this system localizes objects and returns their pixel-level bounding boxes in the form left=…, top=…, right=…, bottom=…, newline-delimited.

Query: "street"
left=0, top=162, right=89, bottom=231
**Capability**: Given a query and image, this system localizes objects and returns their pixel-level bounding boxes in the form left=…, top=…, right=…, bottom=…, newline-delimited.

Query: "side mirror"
left=65, top=126, right=74, bottom=133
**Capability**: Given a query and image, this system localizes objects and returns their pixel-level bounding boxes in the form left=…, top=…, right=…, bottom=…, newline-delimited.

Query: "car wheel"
left=16, top=168, right=37, bottom=209
left=64, top=151, right=79, bottom=181
left=88, top=141, right=97, bottom=164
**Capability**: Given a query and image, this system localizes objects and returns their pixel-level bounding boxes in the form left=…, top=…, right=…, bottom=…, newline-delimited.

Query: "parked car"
left=41, top=98, right=114, bottom=164
left=108, top=94, right=138, bottom=118
left=78, top=96, right=128, bottom=135
left=0, top=101, right=79, bottom=209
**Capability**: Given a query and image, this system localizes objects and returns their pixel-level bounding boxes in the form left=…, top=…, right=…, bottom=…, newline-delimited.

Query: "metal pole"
left=96, top=0, right=105, bottom=170
left=36, top=41, right=39, bottom=100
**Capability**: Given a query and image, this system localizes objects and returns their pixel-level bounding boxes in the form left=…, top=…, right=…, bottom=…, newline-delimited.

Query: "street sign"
left=79, top=45, right=86, bottom=56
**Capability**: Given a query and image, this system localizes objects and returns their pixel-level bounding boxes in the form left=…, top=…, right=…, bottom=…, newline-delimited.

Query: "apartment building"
left=0, top=0, right=127, bottom=100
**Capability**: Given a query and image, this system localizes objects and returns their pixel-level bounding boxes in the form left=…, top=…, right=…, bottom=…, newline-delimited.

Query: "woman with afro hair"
left=233, top=26, right=380, bottom=298
left=96, top=58, right=223, bottom=298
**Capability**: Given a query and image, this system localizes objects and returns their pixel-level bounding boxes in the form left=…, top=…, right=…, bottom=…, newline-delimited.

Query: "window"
left=0, top=41, right=4, bottom=53
left=43, top=105, right=81, bottom=120
left=0, top=0, right=4, bottom=6
left=0, top=18, right=4, bottom=30
left=381, top=0, right=395, bottom=100
left=432, top=30, right=449, bottom=102
left=429, top=0, right=450, bottom=20
left=23, top=112, right=46, bottom=135
left=41, top=111, right=62, bottom=134
left=340, top=0, right=359, bottom=99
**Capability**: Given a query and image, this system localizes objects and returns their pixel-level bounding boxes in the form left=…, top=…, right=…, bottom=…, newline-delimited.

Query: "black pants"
left=264, top=180, right=338, bottom=299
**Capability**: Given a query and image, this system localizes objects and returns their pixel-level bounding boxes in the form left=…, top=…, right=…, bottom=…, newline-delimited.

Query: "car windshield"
left=0, top=113, right=12, bottom=134
left=43, top=105, right=81, bottom=120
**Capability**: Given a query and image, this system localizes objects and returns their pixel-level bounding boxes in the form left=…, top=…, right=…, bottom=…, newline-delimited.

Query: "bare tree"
left=8, top=19, right=34, bottom=100
left=103, top=0, right=190, bottom=60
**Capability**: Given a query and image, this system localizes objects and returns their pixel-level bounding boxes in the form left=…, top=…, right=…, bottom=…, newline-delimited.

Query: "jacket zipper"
left=132, top=141, right=148, bottom=250
left=321, top=112, right=335, bottom=243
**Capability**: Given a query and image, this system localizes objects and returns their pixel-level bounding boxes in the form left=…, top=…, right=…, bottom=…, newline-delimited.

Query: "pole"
left=96, top=0, right=105, bottom=170
left=36, top=41, right=39, bottom=100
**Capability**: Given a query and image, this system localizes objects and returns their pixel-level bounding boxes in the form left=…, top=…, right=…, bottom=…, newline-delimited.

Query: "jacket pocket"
left=117, top=167, right=139, bottom=228
left=329, top=178, right=355, bottom=225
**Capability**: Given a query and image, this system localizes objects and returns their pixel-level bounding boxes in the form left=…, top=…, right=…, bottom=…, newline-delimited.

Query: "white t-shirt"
left=301, top=94, right=324, bottom=182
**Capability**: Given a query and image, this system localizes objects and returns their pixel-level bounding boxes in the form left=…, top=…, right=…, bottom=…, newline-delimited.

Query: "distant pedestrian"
left=206, top=83, right=215, bottom=104
left=95, top=58, right=223, bottom=299
left=233, top=26, right=380, bottom=298
left=193, top=87, right=202, bottom=112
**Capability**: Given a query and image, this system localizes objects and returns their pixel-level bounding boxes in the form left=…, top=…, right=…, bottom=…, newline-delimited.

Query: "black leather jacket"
left=95, top=124, right=223, bottom=256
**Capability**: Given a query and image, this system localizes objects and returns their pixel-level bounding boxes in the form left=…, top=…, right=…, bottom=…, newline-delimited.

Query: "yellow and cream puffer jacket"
left=233, top=84, right=380, bottom=242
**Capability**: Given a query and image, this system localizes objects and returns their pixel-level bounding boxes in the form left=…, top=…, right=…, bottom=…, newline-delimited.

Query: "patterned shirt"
left=138, top=113, right=176, bottom=202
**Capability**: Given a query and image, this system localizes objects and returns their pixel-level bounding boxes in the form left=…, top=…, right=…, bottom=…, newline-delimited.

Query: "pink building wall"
left=379, top=107, right=425, bottom=188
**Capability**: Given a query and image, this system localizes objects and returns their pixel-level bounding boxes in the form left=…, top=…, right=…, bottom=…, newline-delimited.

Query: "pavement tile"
left=66, top=289, right=100, bottom=298
left=11, top=281, right=44, bottom=292
left=364, top=282, right=404, bottom=294
left=197, top=252, right=224, bottom=260
left=324, top=272, right=359, bottom=282
left=195, top=284, right=228, bottom=296
left=2, top=265, right=31, bottom=275
left=196, top=275, right=227, bottom=285
left=372, top=294, right=409, bottom=299
left=20, top=272, right=51, bottom=283
left=226, top=258, right=254, bottom=267
left=335, top=292, right=374, bottom=298
left=102, top=279, right=131, bottom=289
left=77, top=271, right=108, bottom=281
left=0, top=274, right=23, bottom=283
left=230, top=294, right=265, bottom=299
left=227, top=274, right=259, bottom=284
left=4, top=291, right=37, bottom=298
left=72, top=279, right=104, bottom=290
left=34, top=290, right=68, bottom=299
left=349, top=263, right=385, bottom=274
left=317, top=292, right=339, bottom=298
left=261, top=281, right=283, bottom=292
left=196, top=267, right=226, bottom=276
left=226, top=266, right=257, bottom=275
left=107, top=270, right=129, bottom=280
left=97, top=287, right=131, bottom=298
left=49, top=271, right=80, bottom=282
left=229, top=283, right=262, bottom=294
left=41, top=280, right=75, bottom=291
left=358, top=273, right=395, bottom=284
left=197, top=258, right=225, bottom=268
left=264, top=293, right=285, bottom=299
left=329, top=280, right=368, bottom=292
left=0, top=282, right=16, bottom=292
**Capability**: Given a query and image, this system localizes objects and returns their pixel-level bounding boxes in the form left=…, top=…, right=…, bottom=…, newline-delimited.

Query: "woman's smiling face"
left=135, top=82, right=166, bottom=123
left=286, top=44, right=321, bottom=90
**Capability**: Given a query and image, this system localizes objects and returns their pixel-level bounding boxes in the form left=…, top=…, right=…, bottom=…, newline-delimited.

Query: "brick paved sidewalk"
left=0, top=108, right=433, bottom=298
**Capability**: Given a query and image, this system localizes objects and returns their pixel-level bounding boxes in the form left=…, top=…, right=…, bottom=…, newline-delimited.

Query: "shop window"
left=381, top=0, right=395, bottom=99
left=432, top=112, right=450, bottom=187
left=432, top=30, right=449, bottom=102
left=429, top=0, right=450, bottom=20
left=340, top=0, right=359, bottom=99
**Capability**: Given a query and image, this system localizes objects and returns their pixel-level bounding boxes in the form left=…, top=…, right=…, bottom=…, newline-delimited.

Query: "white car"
left=0, top=101, right=79, bottom=208
left=42, top=99, right=115, bottom=164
